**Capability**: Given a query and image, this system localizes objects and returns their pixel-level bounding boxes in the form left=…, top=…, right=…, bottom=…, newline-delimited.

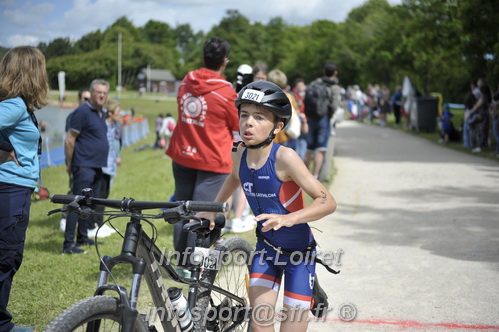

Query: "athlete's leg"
left=250, top=286, right=279, bottom=332
left=249, top=241, right=282, bottom=331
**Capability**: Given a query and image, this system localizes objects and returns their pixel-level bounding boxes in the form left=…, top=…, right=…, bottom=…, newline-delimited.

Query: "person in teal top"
left=0, top=97, right=40, bottom=188
left=0, top=46, right=48, bottom=332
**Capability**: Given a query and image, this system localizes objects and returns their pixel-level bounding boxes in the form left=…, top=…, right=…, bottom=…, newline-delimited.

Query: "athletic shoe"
left=88, top=224, right=116, bottom=238
left=10, top=324, right=36, bottom=332
left=59, top=218, right=66, bottom=232
left=472, top=147, right=482, bottom=153
left=230, top=218, right=254, bottom=233
left=76, top=239, right=101, bottom=246
left=244, top=214, right=257, bottom=226
left=62, top=245, right=87, bottom=255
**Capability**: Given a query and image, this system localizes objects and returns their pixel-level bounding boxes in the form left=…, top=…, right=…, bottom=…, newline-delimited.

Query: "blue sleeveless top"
left=239, top=143, right=314, bottom=251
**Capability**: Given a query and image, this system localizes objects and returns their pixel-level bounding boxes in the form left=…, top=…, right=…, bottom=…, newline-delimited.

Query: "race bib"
left=241, top=89, right=265, bottom=103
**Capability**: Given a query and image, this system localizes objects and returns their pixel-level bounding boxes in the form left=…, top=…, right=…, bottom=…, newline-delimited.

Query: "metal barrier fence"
left=37, top=105, right=149, bottom=169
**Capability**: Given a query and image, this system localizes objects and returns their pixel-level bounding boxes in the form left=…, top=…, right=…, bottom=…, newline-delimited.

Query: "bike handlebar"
left=50, top=194, right=228, bottom=213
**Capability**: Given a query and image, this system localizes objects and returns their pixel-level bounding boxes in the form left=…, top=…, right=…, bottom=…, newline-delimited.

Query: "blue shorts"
left=249, top=239, right=316, bottom=309
left=307, top=116, right=330, bottom=151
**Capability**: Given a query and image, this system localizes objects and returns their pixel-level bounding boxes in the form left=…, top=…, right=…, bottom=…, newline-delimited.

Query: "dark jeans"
left=64, top=166, right=102, bottom=249
left=0, top=182, right=33, bottom=331
left=93, top=173, right=111, bottom=227
left=393, top=104, right=401, bottom=124
left=171, top=162, right=227, bottom=267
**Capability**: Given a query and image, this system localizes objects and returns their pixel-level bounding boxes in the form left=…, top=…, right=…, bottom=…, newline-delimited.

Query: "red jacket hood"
left=181, top=67, right=233, bottom=96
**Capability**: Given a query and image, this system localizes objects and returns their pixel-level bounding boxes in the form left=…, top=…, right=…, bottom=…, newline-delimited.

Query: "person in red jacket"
left=166, top=37, right=239, bottom=275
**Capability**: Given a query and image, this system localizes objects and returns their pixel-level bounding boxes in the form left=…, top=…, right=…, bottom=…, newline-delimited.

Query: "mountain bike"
left=44, top=188, right=253, bottom=332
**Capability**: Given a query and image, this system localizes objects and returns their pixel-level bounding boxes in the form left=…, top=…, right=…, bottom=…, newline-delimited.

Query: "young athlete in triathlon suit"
left=199, top=81, right=337, bottom=331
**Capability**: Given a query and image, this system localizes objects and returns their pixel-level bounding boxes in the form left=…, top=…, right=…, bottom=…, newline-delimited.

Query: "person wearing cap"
left=197, top=81, right=337, bottom=331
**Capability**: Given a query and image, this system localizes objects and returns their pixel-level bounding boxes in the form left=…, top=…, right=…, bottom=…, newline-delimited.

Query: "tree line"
left=6, top=0, right=497, bottom=102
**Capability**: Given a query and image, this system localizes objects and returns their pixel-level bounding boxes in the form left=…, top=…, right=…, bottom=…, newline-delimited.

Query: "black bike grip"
left=185, top=201, right=228, bottom=213
left=50, top=194, right=79, bottom=204
left=197, top=214, right=226, bottom=229
left=214, top=214, right=226, bottom=229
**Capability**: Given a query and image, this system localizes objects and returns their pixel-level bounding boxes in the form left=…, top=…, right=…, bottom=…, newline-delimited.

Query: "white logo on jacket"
left=179, top=93, right=207, bottom=127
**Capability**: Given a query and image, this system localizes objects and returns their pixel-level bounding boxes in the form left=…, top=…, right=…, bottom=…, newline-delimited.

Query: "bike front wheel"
left=45, top=295, right=149, bottom=332
left=194, top=236, right=253, bottom=332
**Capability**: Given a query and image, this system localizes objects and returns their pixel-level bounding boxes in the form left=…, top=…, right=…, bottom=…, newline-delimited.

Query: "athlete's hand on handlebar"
left=194, top=212, right=217, bottom=230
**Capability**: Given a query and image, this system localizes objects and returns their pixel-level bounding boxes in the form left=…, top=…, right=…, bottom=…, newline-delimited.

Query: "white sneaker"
left=59, top=218, right=66, bottom=232
left=88, top=224, right=116, bottom=238
left=231, top=218, right=254, bottom=233
left=87, top=227, right=99, bottom=238
left=243, top=214, right=256, bottom=226
left=99, top=224, right=117, bottom=237
left=471, top=147, right=482, bottom=153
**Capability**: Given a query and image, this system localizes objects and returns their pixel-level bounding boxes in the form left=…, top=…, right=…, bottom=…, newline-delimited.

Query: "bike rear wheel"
left=194, top=236, right=253, bottom=332
left=45, top=295, right=149, bottom=332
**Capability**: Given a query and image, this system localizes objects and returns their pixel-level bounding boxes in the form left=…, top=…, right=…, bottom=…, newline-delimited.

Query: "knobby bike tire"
left=193, top=237, right=253, bottom=332
left=44, top=295, right=149, bottom=332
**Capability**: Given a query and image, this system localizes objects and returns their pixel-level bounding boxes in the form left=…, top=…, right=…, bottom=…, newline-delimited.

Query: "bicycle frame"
left=93, top=214, right=247, bottom=332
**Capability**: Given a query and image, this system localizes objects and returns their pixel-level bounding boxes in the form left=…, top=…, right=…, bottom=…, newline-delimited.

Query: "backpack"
left=304, top=79, right=331, bottom=119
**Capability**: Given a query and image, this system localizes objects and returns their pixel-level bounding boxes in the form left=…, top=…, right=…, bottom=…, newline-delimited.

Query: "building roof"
left=142, top=68, right=176, bottom=82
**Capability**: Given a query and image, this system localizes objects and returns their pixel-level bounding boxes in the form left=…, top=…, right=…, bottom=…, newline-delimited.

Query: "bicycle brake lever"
left=182, top=214, right=226, bottom=233
left=47, top=208, right=63, bottom=216
left=160, top=206, right=184, bottom=224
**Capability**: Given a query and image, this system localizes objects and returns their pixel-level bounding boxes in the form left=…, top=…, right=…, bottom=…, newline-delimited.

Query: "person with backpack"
left=304, top=63, right=341, bottom=179
left=197, top=81, right=337, bottom=331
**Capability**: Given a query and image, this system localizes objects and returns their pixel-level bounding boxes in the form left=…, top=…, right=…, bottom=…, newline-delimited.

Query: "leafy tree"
left=38, top=37, right=76, bottom=58
left=74, top=30, right=103, bottom=54
left=175, top=23, right=204, bottom=68
left=39, top=1, right=497, bottom=102
left=458, top=0, right=499, bottom=89
left=142, top=20, right=176, bottom=49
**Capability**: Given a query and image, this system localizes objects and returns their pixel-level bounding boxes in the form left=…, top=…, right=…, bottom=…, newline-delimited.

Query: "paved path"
left=308, top=121, right=499, bottom=331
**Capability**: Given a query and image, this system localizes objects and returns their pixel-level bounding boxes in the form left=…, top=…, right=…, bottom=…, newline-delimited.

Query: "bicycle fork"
left=94, top=218, right=147, bottom=332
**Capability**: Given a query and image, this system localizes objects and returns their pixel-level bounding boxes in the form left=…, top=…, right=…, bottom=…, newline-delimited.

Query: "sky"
left=0, top=0, right=402, bottom=48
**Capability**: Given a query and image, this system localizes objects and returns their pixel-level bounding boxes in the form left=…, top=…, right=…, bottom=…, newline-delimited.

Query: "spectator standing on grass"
left=60, top=87, right=91, bottom=232
left=154, top=113, right=164, bottom=149
left=89, top=99, right=122, bottom=238
left=469, top=78, right=492, bottom=153
left=166, top=37, right=239, bottom=276
left=63, top=79, right=110, bottom=254
left=462, top=92, right=477, bottom=150
left=0, top=46, right=49, bottom=332
left=159, top=113, right=176, bottom=150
